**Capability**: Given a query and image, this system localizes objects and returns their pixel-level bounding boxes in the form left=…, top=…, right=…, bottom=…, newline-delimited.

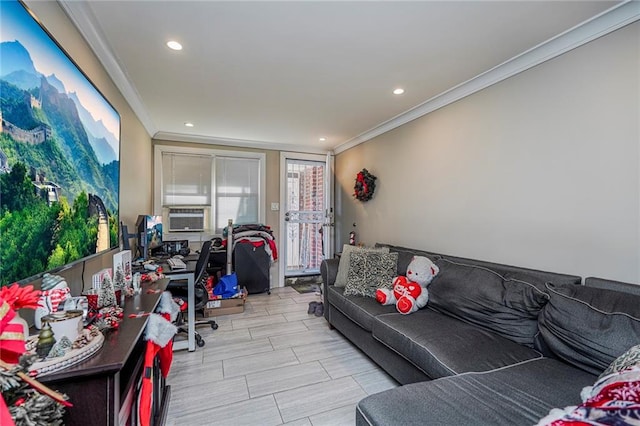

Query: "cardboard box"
left=202, top=288, right=247, bottom=317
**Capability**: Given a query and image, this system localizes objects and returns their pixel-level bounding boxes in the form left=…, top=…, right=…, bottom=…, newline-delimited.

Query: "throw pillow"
left=334, top=244, right=389, bottom=287
left=344, top=251, right=398, bottom=297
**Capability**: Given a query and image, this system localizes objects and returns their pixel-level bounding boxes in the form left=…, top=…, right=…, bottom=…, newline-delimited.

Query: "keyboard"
left=167, top=257, right=187, bottom=270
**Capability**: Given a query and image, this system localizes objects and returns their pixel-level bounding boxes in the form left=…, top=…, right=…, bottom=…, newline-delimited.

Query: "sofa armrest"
left=320, top=258, right=339, bottom=323
left=321, top=258, right=340, bottom=288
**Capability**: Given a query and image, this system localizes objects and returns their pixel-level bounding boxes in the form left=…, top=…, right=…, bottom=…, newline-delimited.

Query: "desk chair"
left=166, top=240, right=217, bottom=349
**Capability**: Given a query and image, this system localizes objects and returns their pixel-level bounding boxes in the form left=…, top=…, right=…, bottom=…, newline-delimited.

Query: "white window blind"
left=161, top=152, right=212, bottom=206
left=215, top=156, right=260, bottom=232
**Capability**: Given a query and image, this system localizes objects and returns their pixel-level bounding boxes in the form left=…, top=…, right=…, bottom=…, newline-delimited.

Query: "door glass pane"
left=285, top=160, right=324, bottom=275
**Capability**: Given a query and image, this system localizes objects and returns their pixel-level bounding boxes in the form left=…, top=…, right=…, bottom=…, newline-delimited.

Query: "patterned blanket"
left=537, top=366, right=640, bottom=425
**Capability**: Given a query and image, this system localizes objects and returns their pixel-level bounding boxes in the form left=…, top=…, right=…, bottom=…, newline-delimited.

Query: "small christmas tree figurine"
left=98, top=274, right=117, bottom=308
left=113, top=265, right=125, bottom=291
left=36, top=323, right=56, bottom=358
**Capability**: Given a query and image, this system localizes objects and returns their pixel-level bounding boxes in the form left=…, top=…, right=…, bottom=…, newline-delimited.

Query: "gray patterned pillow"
left=344, top=251, right=398, bottom=297
left=599, top=344, right=640, bottom=379
left=335, top=245, right=390, bottom=287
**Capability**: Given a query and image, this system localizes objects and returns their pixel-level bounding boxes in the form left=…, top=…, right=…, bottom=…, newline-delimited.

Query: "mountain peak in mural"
left=0, top=40, right=118, bottom=165
left=0, top=40, right=37, bottom=77
left=0, top=40, right=40, bottom=90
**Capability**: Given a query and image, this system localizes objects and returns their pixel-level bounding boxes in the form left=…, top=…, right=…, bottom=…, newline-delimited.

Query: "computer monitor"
left=120, top=222, right=134, bottom=251
left=136, top=215, right=163, bottom=259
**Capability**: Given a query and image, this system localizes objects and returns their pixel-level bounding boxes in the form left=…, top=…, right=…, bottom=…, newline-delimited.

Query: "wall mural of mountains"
left=0, top=0, right=121, bottom=285
left=0, top=40, right=119, bottom=211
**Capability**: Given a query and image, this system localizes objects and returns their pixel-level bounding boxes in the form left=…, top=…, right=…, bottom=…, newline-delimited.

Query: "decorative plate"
left=27, top=332, right=104, bottom=377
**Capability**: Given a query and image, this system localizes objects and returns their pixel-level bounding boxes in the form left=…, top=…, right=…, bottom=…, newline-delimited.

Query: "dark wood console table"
left=39, top=279, right=171, bottom=426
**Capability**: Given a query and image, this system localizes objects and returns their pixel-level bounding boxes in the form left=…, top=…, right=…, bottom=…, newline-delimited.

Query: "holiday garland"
left=353, top=168, right=377, bottom=202
left=0, top=287, right=70, bottom=426
left=0, top=356, right=68, bottom=426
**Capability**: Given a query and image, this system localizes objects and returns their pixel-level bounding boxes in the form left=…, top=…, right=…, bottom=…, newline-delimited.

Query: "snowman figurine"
left=35, top=273, right=70, bottom=329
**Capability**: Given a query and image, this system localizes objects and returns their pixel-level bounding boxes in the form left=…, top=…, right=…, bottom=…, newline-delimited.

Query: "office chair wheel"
left=196, top=335, right=205, bottom=347
left=211, top=322, right=218, bottom=330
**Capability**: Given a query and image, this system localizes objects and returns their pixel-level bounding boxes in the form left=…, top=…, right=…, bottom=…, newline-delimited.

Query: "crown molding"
left=334, top=1, right=640, bottom=154
left=153, top=132, right=330, bottom=155
left=58, top=0, right=157, bottom=137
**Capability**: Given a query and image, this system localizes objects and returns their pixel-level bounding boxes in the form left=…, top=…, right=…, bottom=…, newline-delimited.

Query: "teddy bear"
left=375, top=256, right=440, bottom=315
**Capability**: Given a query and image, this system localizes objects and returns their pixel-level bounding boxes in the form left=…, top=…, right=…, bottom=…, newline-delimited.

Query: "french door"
left=279, top=153, right=334, bottom=282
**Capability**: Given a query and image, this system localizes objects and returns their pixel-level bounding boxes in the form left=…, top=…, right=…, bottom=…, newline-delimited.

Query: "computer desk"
left=162, top=259, right=199, bottom=352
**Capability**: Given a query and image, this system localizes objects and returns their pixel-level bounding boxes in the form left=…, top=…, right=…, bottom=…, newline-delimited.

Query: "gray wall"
left=335, top=22, right=640, bottom=283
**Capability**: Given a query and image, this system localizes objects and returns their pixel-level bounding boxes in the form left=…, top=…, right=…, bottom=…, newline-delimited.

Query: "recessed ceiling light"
left=167, top=40, right=183, bottom=51
left=184, top=122, right=194, bottom=127
left=319, top=137, right=326, bottom=142
left=393, top=88, right=405, bottom=95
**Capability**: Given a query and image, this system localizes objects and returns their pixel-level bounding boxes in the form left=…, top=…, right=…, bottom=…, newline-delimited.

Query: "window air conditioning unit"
left=168, top=208, right=206, bottom=231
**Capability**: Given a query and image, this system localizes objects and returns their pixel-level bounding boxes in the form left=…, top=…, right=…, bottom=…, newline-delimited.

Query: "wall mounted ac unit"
left=168, top=207, right=206, bottom=231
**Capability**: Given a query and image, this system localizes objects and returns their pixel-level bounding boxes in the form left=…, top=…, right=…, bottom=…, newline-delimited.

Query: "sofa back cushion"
left=428, top=259, right=551, bottom=347
left=584, top=276, right=640, bottom=296
left=538, top=283, right=640, bottom=375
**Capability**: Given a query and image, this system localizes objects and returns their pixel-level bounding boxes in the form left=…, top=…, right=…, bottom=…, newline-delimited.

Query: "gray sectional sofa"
left=320, top=243, right=640, bottom=425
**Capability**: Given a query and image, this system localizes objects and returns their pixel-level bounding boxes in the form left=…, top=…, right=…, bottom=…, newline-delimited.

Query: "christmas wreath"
left=353, top=168, right=377, bottom=202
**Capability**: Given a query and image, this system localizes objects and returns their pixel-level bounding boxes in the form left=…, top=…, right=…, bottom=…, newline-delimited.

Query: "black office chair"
left=166, top=240, right=218, bottom=347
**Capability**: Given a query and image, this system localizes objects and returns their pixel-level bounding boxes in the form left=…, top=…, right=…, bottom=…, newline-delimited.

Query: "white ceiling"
left=58, top=1, right=625, bottom=153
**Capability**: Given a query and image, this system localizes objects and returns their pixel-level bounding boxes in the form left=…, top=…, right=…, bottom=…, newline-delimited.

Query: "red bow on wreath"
left=354, top=169, right=377, bottom=202
left=357, top=172, right=367, bottom=194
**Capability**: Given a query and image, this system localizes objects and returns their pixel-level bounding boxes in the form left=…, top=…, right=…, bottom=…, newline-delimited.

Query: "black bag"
left=234, top=242, right=270, bottom=294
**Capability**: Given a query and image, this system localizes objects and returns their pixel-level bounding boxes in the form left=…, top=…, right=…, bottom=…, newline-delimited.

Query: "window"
left=161, top=152, right=211, bottom=206
left=215, top=156, right=260, bottom=231
left=154, top=146, right=265, bottom=234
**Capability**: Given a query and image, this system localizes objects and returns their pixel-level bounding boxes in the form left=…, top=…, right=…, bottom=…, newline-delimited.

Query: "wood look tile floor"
left=165, top=286, right=399, bottom=426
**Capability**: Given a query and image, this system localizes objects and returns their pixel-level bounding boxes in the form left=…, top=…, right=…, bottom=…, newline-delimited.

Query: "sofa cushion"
left=372, top=309, right=542, bottom=379
left=334, top=245, right=389, bottom=287
left=356, top=358, right=596, bottom=426
left=428, top=258, right=550, bottom=347
left=538, top=283, right=640, bottom=375
left=327, top=286, right=396, bottom=332
left=344, top=251, right=398, bottom=297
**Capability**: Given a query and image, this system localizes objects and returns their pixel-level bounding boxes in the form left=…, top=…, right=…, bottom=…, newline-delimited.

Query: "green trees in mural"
left=0, top=161, right=99, bottom=285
